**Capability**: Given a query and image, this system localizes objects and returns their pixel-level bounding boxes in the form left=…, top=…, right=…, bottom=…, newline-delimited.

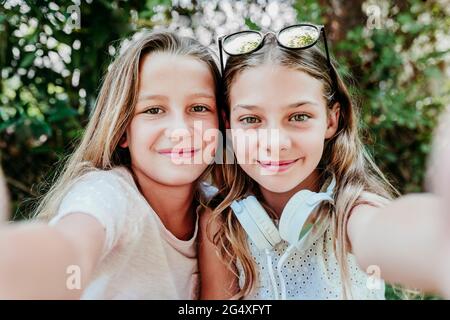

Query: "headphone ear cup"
left=279, top=190, right=333, bottom=245
left=231, top=196, right=281, bottom=250
left=295, top=209, right=330, bottom=253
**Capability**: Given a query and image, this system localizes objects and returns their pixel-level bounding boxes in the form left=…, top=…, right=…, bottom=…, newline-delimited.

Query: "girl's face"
left=229, top=64, right=339, bottom=193
left=121, top=52, right=219, bottom=186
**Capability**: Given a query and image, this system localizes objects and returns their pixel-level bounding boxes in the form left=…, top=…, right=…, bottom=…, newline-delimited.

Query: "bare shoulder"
left=199, top=207, right=220, bottom=241
left=199, top=207, right=213, bottom=228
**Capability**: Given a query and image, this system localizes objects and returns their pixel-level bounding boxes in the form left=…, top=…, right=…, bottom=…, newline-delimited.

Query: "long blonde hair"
left=208, top=34, right=399, bottom=299
left=33, top=30, right=223, bottom=221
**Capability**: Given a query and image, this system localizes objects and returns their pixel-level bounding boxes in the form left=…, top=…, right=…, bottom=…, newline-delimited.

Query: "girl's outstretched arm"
left=347, top=194, right=450, bottom=298
left=0, top=213, right=105, bottom=299
left=349, top=107, right=450, bottom=298
left=198, top=209, right=239, bottom=299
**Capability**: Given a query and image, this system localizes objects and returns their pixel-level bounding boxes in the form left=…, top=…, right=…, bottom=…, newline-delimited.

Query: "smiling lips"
left=257, top=158, right=300, bottom=172
left=158, top=148, right=199, bottom=158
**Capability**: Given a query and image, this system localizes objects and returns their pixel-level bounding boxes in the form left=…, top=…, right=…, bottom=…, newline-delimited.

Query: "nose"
left=259, top=126, right=292, bottom=157
left=164, top=111, right=193, bottom=143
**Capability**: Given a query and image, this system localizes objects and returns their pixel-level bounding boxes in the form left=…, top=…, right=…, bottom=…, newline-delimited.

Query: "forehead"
left=138, top=52, right=216, bottom=94
left=229, top=64, right=326, bottom=108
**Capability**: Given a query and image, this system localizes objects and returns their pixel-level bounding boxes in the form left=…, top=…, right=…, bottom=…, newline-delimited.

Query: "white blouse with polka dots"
left=238, top=227, right=385, bottom=300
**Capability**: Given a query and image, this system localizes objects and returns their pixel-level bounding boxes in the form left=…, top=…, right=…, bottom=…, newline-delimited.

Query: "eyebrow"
left=138, top=93, right=215, bottom=102
left=137, top=94, right=167, bottom=102
left=189, top=93, right=215, bottom=100
left=232, top=101, right=320, bottom=111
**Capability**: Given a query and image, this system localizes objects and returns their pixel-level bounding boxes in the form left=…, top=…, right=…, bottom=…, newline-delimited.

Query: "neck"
left=259, top=169, right=322, bottom=219
left=131, top=165, right=197, bottom=241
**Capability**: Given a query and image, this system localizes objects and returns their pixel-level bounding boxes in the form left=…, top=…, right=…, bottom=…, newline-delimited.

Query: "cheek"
left=296, top=125, right=327, bottom=149
left=198, top=116, right=219, bottom=137
left=128, top=119, right=161, bottom=152
left=194, top=116, right=220, bottom=154
left=231, top=130, right=259, bottom=163
left=299, top=132, right=323, bottom=151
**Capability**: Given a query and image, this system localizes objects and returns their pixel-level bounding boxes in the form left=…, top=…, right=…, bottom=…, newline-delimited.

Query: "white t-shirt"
left=49, top=166, right=205, bottom=300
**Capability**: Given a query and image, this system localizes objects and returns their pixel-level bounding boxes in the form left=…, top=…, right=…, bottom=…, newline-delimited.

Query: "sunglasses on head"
left=218, top=23, right=339, bottom=101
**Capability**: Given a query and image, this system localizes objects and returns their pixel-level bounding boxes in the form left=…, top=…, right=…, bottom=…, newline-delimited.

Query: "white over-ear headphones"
left=230, top=176, right=336, bottom=299
left=230, top=176, right=336, bottom=250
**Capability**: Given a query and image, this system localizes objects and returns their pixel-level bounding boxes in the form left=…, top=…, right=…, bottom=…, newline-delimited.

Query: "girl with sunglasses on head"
left=199, top=24, right=450, bottom=300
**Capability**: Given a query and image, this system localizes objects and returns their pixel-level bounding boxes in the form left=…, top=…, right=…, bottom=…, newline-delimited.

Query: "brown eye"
left=289, top=114, right=310, bottom=122
left=145, top=107, right=164, bottom=115
left=191, top=105, right=209, bottom=113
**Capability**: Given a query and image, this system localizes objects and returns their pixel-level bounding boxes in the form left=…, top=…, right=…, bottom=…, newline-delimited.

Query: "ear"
left=325, top=102, right=340, bottom=139
left=119, top=133, right=128, bottom=148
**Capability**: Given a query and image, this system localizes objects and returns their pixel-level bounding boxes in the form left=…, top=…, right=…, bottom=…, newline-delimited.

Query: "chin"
left=252, top=169, right=314, bottom=194
left=257, top=180, right=300, bottom=193
left=152, top=175, right=198, bottom=187
left=153, top=166, right=207, bottom=186
left=251, top=177, right=299, bottom=193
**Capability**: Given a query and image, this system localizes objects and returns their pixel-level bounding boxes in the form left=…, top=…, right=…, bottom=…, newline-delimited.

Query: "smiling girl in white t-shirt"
left=0, top=30, right=223, bottom=299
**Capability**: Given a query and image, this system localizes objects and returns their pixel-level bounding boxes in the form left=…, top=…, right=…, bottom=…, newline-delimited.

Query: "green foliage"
left=332, top=0, right=449, bottom=193
left=244, top=17, right=261, bottom=31
left=0, top=0, right=151, bottom=218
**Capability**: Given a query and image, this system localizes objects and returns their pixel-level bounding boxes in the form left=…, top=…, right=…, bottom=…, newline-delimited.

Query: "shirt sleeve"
left=49, top=170, right=129, bottom=259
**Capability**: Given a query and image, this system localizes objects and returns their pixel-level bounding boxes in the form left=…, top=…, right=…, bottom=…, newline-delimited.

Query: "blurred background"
left=0, top=0, right=449, bottom=298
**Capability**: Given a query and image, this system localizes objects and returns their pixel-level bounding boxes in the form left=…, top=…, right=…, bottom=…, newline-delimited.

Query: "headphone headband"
left=231, top=176, right=336, bottom=250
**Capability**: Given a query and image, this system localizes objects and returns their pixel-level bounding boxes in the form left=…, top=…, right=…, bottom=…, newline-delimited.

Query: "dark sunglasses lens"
left=223, top=32, right=262, bottom=55
left=279, top=25, right=319, bottom=48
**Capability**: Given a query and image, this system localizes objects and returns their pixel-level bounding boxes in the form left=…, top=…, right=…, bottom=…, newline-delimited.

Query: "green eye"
left=240, top=116, right=261, bottom=124
left=191, top=105, right=208, bottom=112
left=145, top=107, right=163, bottom=115
left=289, top=114, right=310, bottom=122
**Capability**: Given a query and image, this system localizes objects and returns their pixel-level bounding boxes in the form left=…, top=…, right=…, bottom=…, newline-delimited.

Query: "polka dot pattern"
left=238, top=228, right=386, bottom=300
